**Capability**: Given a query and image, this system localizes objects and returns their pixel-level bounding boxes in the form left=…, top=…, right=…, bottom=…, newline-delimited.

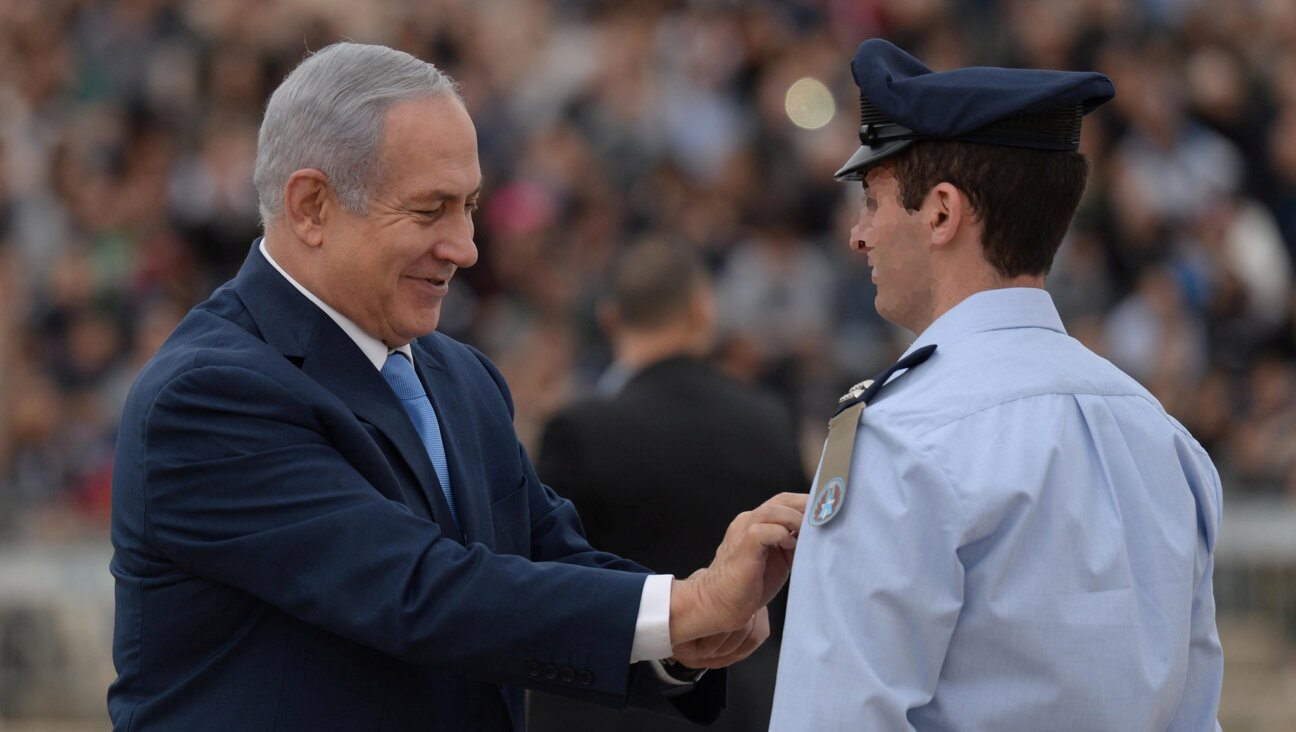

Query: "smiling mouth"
left=406, top=274, right=452, bottom=291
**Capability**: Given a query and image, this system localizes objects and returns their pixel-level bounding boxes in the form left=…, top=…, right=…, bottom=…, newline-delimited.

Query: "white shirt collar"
left=258, top=238, right=412, bottom=370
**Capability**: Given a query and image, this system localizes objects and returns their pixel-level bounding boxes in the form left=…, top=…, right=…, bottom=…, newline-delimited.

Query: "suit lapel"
left=232, top=242, right=465, bottom=544
left=410, top=339, right=493, bottom=548
left=302, top=329, right=468, bottom=544
left=409, top=342, right=510, bottom=714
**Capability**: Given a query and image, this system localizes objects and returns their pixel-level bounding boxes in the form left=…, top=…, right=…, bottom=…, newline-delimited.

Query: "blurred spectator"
left=1228, top=354, right=1296, bottom=496
left=1103, top=262, right=1208, bottom=393
left=1265, top=99, right=1296, bottom=260
left=1114, top=44, right=1243, bottom=227
left=530, top=238, right=804, bottom=732
left=714, top=217, right=835, bottom=411
left=1191, top=194, right=1293, bottom=368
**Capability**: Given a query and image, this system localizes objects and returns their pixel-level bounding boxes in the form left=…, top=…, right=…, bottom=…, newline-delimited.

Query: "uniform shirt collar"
left=905, top=287, right=1066, bottom=357
left=259, top=237, right=412, bottom=370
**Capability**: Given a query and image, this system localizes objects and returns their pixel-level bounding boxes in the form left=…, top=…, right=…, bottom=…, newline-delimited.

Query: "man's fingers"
left=745, top=493, right=808, bottom=527
left=721, top=607, right=769, bottom=657
left=694, top=628, right=737, bottom=658
left=694, top=611, right=771, bottom=668
left=740, top=522, right=801, bottom=552
left=773, top=491, right=810, bottom=510
left=725, top=493, right=808, bottom=537
left=759, top=491, right=809, bottom=518
left=723, top=495, right=807, bottom=545
left=711, top=619, right=754, bottom=657
left=672, top=492, right=809, bottom=647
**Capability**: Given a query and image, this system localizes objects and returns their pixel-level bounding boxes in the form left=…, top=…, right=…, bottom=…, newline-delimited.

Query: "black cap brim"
left=834, top=138, right=915, bottom=181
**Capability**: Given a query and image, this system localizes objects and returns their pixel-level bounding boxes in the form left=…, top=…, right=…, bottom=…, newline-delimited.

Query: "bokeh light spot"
left=785, top=77, right=835, bottom=130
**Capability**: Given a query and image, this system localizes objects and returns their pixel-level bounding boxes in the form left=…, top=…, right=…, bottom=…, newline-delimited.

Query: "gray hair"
left=253, top=42, right=461, bottom=222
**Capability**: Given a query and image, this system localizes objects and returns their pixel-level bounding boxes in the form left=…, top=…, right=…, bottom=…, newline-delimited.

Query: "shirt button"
left=577, top=670, right=595, bottom=686
left=559, top=667, right=575, bottom=684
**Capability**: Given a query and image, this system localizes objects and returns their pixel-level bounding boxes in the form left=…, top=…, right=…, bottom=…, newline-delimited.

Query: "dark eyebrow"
left=409, top=182, right=483, bottom=205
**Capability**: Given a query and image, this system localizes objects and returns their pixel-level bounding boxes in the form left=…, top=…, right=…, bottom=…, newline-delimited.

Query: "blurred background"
left=1, top=0, right=1294, bottom=729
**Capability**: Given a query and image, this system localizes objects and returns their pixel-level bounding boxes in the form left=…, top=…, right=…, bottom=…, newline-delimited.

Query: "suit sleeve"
left=138, top=363, right=647, bottom=699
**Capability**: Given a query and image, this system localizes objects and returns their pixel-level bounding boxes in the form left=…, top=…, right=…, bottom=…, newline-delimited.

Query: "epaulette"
left=810, top=344, right=938, bottom=527
left=833, top=344, right=937, bottom=417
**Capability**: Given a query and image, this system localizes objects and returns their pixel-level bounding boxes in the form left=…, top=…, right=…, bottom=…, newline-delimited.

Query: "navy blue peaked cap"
left=836, top=39, right=1115, bottom=180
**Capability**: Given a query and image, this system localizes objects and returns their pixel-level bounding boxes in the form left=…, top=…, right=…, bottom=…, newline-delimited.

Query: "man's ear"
left=283, top=169, right=331, bottom=248
left=927, top=181, right=965, bottom=248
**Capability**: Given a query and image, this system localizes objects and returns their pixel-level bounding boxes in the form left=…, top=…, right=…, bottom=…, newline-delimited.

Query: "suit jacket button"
left=543, top=664, right=558, bottom=680
left=526, top=661, right=541, bottom=677
left=577, top=670, right=595, bottom=686
left=559, top=667, right=575, bottom=683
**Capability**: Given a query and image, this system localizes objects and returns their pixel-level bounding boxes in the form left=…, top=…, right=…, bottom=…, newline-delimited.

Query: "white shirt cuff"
left=630, top=573, right=674, bottom=663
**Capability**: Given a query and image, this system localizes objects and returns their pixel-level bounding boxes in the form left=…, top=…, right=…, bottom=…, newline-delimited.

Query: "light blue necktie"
left=381, top=352, right=458, bottom=527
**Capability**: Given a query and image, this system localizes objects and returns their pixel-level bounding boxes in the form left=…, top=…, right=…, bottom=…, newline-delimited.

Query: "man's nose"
left=443, top=215, right=479, bottom=268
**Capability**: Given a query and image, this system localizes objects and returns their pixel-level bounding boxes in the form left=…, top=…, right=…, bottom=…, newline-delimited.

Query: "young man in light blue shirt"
left=770, top=39, right=1223, bottom=731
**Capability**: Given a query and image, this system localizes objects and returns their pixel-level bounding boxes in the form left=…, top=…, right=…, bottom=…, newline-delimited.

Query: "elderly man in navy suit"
left=108, top=42, right=805, bottom=732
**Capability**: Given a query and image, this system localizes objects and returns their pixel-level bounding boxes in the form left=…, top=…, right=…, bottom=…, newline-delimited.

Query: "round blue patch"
left=808, top=477, right=846, bottom=527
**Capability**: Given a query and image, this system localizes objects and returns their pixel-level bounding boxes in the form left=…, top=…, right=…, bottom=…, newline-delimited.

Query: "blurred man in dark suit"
left=529, top=239, right=806, bottom=731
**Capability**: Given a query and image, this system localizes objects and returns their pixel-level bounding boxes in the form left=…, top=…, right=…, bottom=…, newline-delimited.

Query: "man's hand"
left=668, top=492, right=807, bottom=652
left=671, top=606, right=771, bottom=669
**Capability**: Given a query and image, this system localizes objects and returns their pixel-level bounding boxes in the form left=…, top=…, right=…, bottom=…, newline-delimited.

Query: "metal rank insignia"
left=808, top=400, right=866, bottom=527
left=838, top=379, right=873, bottom=405
left=809, top=344, right=937, bottom=527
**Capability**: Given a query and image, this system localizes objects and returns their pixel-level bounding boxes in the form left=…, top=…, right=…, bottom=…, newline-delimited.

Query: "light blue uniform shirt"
left=771, top=288, right=1222, bottom=731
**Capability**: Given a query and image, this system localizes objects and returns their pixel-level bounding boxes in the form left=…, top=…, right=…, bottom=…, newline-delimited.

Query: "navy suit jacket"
left=108, top=244, right=724, bottom=731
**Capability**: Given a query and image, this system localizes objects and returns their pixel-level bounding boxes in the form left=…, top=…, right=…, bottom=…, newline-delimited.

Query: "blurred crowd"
left=2, top=0, right=1295, bottom=541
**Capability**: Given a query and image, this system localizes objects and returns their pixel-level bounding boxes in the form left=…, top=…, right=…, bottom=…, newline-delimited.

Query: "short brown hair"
left=608, top=239, right=710, bottom=330
left=889, top=141, right=1090, bottom=277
